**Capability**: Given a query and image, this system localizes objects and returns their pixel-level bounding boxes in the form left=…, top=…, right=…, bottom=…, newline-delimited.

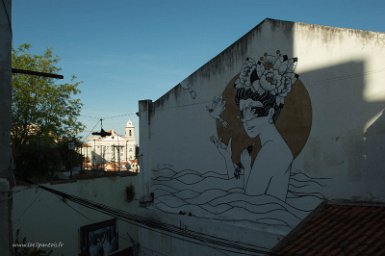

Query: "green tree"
left=11, top=44, right=84, bottom=177
left=11, top=44, right=84, bottom=144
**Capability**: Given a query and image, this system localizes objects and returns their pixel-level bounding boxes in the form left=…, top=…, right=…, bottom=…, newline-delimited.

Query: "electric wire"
left=80, top=112, right=136, bottom=121
left=13, top=190, right=42, bottom=224
left=62, top=200, right=94, bottom=222
left=82, top=119, right=102, bottom=140
left=16, top=175, right=280, bottom=256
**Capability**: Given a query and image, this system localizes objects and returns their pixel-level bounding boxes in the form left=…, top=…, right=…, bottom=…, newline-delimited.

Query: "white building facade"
left=82, top=120, right=138, bottom=171
left=137, top=19, right=385, bottom=255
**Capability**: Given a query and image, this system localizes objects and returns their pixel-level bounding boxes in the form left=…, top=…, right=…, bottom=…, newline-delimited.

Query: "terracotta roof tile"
left=272, top=201, right=385, bottom=256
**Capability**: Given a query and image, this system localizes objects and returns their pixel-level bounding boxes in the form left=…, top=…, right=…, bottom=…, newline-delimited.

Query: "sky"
left=12, top=0, right=385, bottom=143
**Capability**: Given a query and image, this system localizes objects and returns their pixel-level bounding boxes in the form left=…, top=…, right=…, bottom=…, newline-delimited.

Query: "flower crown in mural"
left=235, top=50, right=299, bottom=106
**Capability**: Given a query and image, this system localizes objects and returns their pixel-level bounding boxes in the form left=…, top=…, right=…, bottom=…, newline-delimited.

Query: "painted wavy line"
left=152, top=184, right=243, bottom=196
left=286, top=195, right=324, bottom=201
left=152, top=170, right=231, bottom=185
left=155, top=195, right=265, bottom=212
left=206, top=200, right=304, bottom=219
left=155, top=191, right=307, bottom=218
left=264, top=195, right=316, bottom=213
left=291, top=170, right=331, bottom=180
left=153, top=185, right=317, bottom=214
left=157, top=190, right=228, bottom=205
left=288, top=183, right=312, bottom=189
left=152, top=167, right=229, bottom=179
left=154, top=201, right=299, bottom=227
left=152, top=207, right=292, bottom=228
left=154, top=200, right=300, bottom=221
left=289, top=178, right=325, bottom=188
left=204, top=193, right=309, bottom=215
left=153, top=175, right=230, bottom=185
left=288, top=191, right=326, bottom=200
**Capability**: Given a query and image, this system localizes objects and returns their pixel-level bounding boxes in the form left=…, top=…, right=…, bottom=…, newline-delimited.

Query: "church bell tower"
left=125, top=119, right=135, bottom=143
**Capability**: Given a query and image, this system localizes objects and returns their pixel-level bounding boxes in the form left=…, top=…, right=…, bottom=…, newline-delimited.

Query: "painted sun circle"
left=216, top=74, right=312, bottom=165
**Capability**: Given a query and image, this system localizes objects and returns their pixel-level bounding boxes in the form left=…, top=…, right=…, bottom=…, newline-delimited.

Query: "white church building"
left=82, top=120, right=138, bottom=172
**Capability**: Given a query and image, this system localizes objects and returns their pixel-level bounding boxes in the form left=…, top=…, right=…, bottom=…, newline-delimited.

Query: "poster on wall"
left=79, top=219, right=119, bottom=256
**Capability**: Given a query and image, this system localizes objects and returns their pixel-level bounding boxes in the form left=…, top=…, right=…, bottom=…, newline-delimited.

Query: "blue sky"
left=12, top=0, right=385, bottom=142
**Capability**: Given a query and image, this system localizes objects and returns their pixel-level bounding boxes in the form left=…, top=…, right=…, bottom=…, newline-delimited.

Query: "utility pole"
left=0, top=1, right=13, bottom=255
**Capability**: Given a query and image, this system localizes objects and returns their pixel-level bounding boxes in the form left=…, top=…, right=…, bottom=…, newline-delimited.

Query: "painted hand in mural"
left=210, top=136, right=234, bottom=178
left=240, top=148, right=252, bottom=181
left=206, top=97, right=228, bottom=128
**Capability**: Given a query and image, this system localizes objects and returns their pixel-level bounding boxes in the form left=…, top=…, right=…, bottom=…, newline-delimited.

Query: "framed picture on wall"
left=79, top=218, right=119, bottom=256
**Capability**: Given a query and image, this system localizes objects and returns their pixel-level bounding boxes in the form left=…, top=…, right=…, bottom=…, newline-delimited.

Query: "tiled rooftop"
left=272, top=200, right=385, bottom=256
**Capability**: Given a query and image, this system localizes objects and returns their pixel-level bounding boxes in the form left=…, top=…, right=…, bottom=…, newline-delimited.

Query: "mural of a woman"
left=212, top=51, right=300, bottom=201
left=153, top=51, right=320, bottom=227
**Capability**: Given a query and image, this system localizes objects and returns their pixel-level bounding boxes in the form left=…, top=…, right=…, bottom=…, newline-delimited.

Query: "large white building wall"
left=137, top=19, right=385, bottom=255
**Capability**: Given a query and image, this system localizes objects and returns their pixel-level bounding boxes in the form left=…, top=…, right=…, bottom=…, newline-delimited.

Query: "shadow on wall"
left=363, top=109, right=385, bottom=184
left=302, top=60, right=385, bottom=200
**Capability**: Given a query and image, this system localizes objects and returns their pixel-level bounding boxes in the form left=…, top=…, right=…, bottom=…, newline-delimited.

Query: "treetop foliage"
left=12, top=44, right=84, bottom=177
left=11, top=43, right=84, bottom=145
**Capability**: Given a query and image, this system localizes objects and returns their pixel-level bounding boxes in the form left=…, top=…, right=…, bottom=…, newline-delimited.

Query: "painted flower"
left=235, top=57, right=257, bottom=90
left=240, top=51, right=298, bottom=105
left=259, top=68, right=282, bottom=94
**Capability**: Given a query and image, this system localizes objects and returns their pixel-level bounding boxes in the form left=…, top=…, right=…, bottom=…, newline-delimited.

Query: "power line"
left=16, top=175, right=280, bottom=256
left=62, top=200, right=94, bottom=222
left=81, top=119, right=102, bottom=140
left=80, top=112, right=136, bottom=120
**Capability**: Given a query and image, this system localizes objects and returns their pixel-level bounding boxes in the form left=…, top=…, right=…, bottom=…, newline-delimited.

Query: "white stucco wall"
left=138, top=19, right=385, bottom=255
left=292, top=22, right=385, bottom=201
left=12, top=175, right=141, bottom=256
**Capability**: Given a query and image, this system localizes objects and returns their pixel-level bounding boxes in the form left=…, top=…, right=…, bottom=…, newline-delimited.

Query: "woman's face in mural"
left=240, top=99, right=272, bottom=138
